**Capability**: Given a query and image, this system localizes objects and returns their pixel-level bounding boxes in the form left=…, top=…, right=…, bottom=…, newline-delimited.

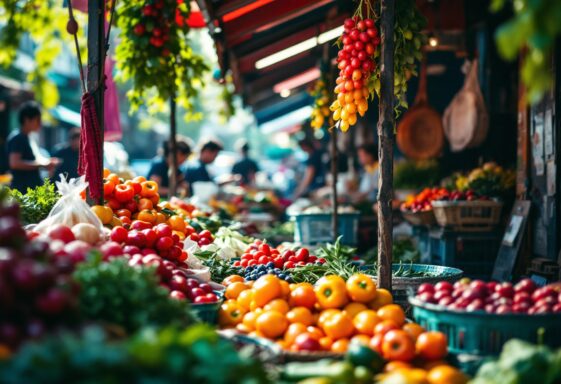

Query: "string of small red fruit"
left=330, top=1, right=380, bottom=132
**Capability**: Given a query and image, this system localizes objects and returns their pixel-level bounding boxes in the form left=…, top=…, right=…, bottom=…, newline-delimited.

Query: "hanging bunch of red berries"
left=115, top=0, right=208, bottom=116
left=330, top=17, right=380, bottom=132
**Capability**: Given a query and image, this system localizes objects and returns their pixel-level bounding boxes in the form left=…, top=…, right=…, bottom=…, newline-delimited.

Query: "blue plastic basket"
left=292, top=213, right=359, bottom=246
left=191, top=291, right=224, bottom=324
left=410, top=297, right=561, bottom=356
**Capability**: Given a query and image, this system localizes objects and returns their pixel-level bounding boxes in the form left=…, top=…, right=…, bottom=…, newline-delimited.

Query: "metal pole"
left=377, top=0, right=395, bottom=290
left=169, top=96, right=178, bottom=198
left=87, top=0, right=105, bottom=204
left=331, top=127, right=338, bottom=241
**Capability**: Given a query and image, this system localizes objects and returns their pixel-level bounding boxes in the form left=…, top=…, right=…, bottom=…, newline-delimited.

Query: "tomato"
left=218, top=300, right=246, bottom=327
left=150, top=193, right=160, bottom=205
left=123, top=199, right=138, bottom=213
left=369, top=288, right=393, bottom=310
left=416, top=332, right=448, bottom=361
left=114, top=184, right=135, bottom=202
left=350, top=334, right=371, bottom=346
left=103, top=179, right=115, bottom=197
left=225, top=282, right=249, bottom=300
left=306, top=326, right=325, bottom=340
left=106, top=198, right=121, bottom=211
left=137, top=209, right=157, bottom=224
left=284, top=323, right=308, bottom=345
left=286, top=307, right=314, bottom=326
left=116, top=209, right=131, bottom=219
left=125, top=180, right=142, bottom=195
left=110, top=216, right=123, bottom=228
left=346, top=273, right=377, bottom=303
left=106, top=173, right=120, bottom=186
left=237, top=289, right=253, bottom=311
left=352, top=310, right=380, bottom=336
left=381, top=330, right=415, bottom=362
left=289, top=283, right=317, bottom=309
left=369, top=333, right=384, bottom=355
left=137, top=198, right=153, bottom=211
left=255, top=310, right=288, bottom=339
left=140, top=181, right=158, bottom=197
left=168, top=215, right=186, bottom=233
left=402, top=323, right=425, bottom=342
left=322, top=312, right=354, bottom=340
left=155, top=212, right=167, bottom=224
left=120, top=216, right=131, bottom=227
left=103, top=168, right=111, bottom=178
left=133, top=176, right=146, bottom=183
left=252, top=275, right=282, bottom=307
left=427, top=366, right=468, bottom=384
left=315, top=275, right=349, bottom=309
left=383, top=361, right=413, bottom=373
left=91, top=205, right=113, bottom=225
left=318, top=309, right=341, bottom=329
left=343, top=302, right=368, bottom=319
left=319, top=336, right=333, bottom=350
left=264, top=299, right=290, bottom=314
left=279, top=280, right=291, bottom=299
left=377, top=304, right=405, bottom=326
left=374, top=320, right=399, bottom=336
left=331, top=338, right=350, bottom=353
left=242, top=311, right=259, bottom=331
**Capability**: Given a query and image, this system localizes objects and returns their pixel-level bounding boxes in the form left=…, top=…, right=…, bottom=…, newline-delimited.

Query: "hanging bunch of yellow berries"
left=330, top=17, right=380, bottom=132
left=310, top=79, right=331, bottom=129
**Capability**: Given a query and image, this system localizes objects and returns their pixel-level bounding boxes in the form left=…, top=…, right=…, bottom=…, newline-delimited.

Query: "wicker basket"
left=431, top=200, right=503, bottom=232
left=401, top=209, right=437, bottom=227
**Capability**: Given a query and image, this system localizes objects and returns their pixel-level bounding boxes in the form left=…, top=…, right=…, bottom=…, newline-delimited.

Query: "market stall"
left=1, top=0, right=561, bottom=382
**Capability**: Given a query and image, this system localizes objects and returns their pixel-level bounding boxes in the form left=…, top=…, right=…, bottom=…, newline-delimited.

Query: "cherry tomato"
left=123, top=199, right=138, bottom=213
left=106, top=198, right=121, bottom=211
left=110, top=226, right=128, bottom=243
left=103, top=179, right=115, bottom=197
left=114, top=184, right=135, bottom=202
left=137, top=198, right=153, bottom=211
left=137, top=209, right=157, bottom=224
left=125, top=180, right=142, bottom=195
left=116, top=209, right=131, bottom=219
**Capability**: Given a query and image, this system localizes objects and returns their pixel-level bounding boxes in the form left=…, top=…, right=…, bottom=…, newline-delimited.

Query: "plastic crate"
left=292, top=213, right=359, bottom=246
left=429, top=229, right=501, bottom=279
left=412, top=226, right=432, bottom=263
left=191, top=292, right=223, bottom=324
left=410, top=297, right=561, bottom=356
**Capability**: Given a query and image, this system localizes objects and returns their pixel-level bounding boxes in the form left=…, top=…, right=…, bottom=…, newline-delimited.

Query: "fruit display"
left=330, top=16, right=380, bottom=132
left=448, top=162, right=515, bottom=198
left=414, top=278, right=561, bottom=314
left=232, top=240, right=324, bottom=269
left=0, top=201, right=78, bottom=349
left=401, top=188, right=449, bottom=213
left=309, top=75, right=331, bottom=129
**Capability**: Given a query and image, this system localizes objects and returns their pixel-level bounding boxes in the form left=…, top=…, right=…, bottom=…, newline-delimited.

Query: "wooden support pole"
left=87, top=0, right=105, bottom=203
left=377, top=0, right=395, bottom=290
left=169, top=96, right=178, bottom=198
left=331, top=126, right=338, bottom=241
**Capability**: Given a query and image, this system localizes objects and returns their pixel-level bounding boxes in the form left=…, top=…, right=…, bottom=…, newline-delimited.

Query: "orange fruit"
left=343, top=302, right=368, bottom=319
left=331, top=338, right=350, bottom=353
left=284, top=323, right=307, bottom=345
left=377, top=304, right=405, bottom=326
left=289, top=283, right=317, bottom=309
left=352, top=310, right=380, bottom=336
left=168, top=215, right=186, bottom=233
left=253, top=275, right=282, bottom=307
left=286, top=307, right=314, bottom=326
left=225, top=282, right=249, bottom=300
left=264, top=299, right=290, bottom=314
left=350, top=334, right=371, bottom=346
left=237, top=289, right=253, bottom=311
left=255, top=310, right=288, bottom=339
left=319, top=336, right=333, bottom=350
left=384, top=361, right=413, bottom=372
left=279, top=280, right=291, bottom=298
left=369, top=288, right=393, bottom=310
left=427, top=366, right=469, bottom=384
left=322, top=312, right=355, bottom=340
left=242, top=311, right=259, bottom=331
left=374, top=320, right=400, bottom=336
left=416, top=332, right=448, bottom=361
left=403, top=322, right=425, bottom=342
left=91, top=205, right=113, bottom=225
left=318, top=309, right=341, bottom=329
left=223, top=275, right=245, bottom=286
left=306, top=326, right=325, bottom=340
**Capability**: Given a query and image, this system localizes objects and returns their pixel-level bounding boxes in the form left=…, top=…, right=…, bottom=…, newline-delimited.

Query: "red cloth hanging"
left=78, top=92, right=103, bottom=201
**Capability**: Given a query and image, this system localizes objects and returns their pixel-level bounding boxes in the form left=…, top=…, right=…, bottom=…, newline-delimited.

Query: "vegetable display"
left=7, top=180, right=60, bottom=225
left=449, top=162, right=515, bottom=199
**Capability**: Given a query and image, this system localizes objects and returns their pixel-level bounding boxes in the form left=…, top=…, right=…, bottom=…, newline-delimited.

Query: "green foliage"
left=471, top=339, right=561, bottom=384
left=393, top=160, right=440, bottom=190
left=73, top=255, right=196, bottom=332
left=114, top=0, right=209, bottom=120
left=7, top=179, right=60, bottom=225
left=0, top=324, right=271, bottom=383
left=368, top=238, right=421, bottom=264
left=0, top=0, right=86, bottom=108
left=491, top=0, right=561, bottom=103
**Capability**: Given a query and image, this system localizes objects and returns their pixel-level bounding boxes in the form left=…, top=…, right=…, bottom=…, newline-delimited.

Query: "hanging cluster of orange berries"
left=330, top=17, right=380, bottom=132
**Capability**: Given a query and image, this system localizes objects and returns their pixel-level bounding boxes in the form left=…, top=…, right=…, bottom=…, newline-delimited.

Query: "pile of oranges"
left=220, top=274, right=444, bottom=358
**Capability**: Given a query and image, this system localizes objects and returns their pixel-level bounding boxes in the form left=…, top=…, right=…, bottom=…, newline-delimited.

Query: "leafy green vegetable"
left=196, top=250, right=243, bottom=283
left=73, top=255, right=195, bottom=332
left=7, top=179, right=60, bottom=225
left=471, top=339, right=561, bottom=384
left=0, top=325, right=271, bottom=383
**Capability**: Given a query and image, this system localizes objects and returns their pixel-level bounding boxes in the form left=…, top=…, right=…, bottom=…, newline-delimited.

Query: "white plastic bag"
left=182, top=238, right=211, bottom=282
left=33, top=175, right=104, bottom=234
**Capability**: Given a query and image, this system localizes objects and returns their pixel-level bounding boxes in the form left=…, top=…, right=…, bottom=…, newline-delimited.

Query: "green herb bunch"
left=7, top=179, right=60, bottom=225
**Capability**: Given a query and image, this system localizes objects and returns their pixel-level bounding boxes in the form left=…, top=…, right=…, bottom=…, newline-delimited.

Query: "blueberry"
left=267, top=262, right=274, bottom=268
left=278, top=274, right=286, bottom=279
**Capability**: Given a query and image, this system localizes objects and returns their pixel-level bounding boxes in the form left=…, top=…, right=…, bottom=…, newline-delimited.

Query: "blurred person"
left=51, top=127, right=81, bottom=180
left=231, top=139, right=259, bottom=186
left=352, top=143, right=379, bottom=203
left=293, top=138, right=326, bottom=199
left=184, top=139, right=223, bottom=195
left=7, top=101, right=59, bottom=192
left=148, top=138, right=192, bottom=197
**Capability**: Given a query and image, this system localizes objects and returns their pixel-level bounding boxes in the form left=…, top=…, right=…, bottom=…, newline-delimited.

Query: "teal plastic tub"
left=410, top=297, right=561, bottom=356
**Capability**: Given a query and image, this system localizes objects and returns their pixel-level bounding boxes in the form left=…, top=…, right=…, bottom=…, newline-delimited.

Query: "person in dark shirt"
left=52, top=127, right=80, bottom=180
left=184, top=139, right=223, bottom=196
left=293, top=138, right=326, bottom=199
left=231, top=140, right=259, bottom=186
left=7, top=101, right=58, bottom=192
left=148, top=138, right=192, bottom=197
